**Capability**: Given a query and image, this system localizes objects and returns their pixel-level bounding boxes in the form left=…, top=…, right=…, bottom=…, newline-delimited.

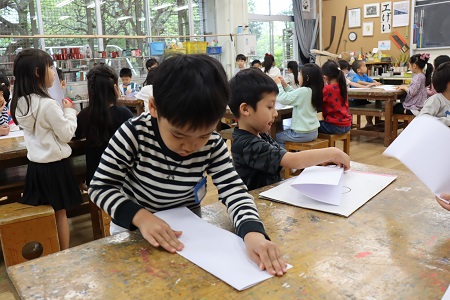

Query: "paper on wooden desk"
left=290, top=166, right=344, bottom=205
left=155, top=207, right=292, bottom=291
left=0, top=130, right=24, bottom=140
left=260, top=169, right=396, bottom=217
left=383, top=115, right=450, bottom=196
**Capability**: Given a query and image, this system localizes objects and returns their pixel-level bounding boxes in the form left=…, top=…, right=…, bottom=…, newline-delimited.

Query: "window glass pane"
left=150, top=0, right=190, bottom=39
left=248, top=0, right=270, bottom=15
left=270, top=0, right=293, bottom=15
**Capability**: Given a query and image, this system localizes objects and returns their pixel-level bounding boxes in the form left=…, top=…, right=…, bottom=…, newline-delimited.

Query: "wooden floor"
left=0, top=134, right=410, bottom=298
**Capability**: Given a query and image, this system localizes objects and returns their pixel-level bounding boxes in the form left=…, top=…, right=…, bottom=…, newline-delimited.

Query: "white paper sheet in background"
left=260, top=169, right=396, bottom=217
left=0, top=130, right=24, bottom=140
left=383, top=115, right=450, bottom=196
left=290, top=166, right=344, bottom=205
left=155, top=207, right=292, bottom=291
left=47, top=66, right=64, bottom=108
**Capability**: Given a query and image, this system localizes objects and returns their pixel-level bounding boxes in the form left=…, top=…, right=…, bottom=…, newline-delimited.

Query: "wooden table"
left=348, top=88, right=405, bottom=146
left=223, top=106, right=293, bottom=139
left=8, top=162, right=450, bottom=299
left=117, top=98, right=144, bottom=116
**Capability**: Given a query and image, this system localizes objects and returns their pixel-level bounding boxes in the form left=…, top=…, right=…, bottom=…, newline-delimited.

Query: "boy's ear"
left=149, top=97, right=158, bottom=118
left=239, top=102, right=251, bottom=116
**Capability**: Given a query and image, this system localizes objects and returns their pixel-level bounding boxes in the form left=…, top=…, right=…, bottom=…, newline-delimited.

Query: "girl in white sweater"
left=10, top=48, right=81, bottom=250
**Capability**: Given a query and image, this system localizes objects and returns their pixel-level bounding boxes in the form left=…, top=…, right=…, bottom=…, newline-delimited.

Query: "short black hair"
left=119, top=68, right=132, bottom=78
left=146, top=58, right=158, bottom=69
left=236, top=54, right=247, bottom=61
left=338, top=60, right=351, bottom=71
left=0, top=75, right=10, bottom=102
left=251, top=59, right=261, bottom=66
left=229, top=68, right=278, bottom=118
left=434, top=55, right=450, bottom=69
left=153, top=54, right=229, bottom=130
left=352, top=60, right=365, bottom=73
left=432, top=62, right=450, bottom=93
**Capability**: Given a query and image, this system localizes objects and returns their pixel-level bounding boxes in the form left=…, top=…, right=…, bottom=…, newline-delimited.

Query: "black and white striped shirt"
left=89, top=114, right=268, bottom=239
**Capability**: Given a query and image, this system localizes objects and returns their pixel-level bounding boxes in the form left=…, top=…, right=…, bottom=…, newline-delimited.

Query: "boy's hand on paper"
left=133, top=208, right=184, bottom=253
left=322, top=148, right=351, bottom=171
left=244, top=232, right=287, bottom=276
left=436, top=194, right=450, bottom=211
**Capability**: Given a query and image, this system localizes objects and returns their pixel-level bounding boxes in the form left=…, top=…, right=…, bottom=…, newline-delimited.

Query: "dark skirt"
left=21, top=158, right=82, bottom=211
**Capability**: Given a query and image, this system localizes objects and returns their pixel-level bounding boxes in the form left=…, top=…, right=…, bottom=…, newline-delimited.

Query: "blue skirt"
left=21, top=158, right=82, bottom=211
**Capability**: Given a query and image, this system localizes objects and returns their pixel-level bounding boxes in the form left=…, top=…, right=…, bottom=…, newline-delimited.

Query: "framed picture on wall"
left=348, top=8, right=361, bottom=28
left=363, top=22, right=374, bottom=36
left=364, top=3, right=380, bottom=18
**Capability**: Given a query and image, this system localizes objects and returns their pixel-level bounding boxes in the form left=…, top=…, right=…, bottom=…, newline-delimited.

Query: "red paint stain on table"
left=355, top=252, right=372, bottom=258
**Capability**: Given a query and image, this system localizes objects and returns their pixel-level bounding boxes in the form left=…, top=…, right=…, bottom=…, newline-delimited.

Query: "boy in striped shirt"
left=89, top=54, right=287, bottom=276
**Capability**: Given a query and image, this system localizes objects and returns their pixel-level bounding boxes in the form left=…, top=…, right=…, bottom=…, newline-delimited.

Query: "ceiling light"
left=117, top=16, right=132, bottom=21
left=56, top=0, right=74, bottom=8
left=151, top=4, right=173, bottom=10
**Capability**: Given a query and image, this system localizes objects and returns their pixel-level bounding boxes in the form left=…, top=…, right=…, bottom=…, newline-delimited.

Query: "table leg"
left=384, top=98, right=394, bottom=146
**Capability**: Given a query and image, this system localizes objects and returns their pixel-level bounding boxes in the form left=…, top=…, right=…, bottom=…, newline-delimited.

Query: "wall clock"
left=348, top=32, right=357, bottom=42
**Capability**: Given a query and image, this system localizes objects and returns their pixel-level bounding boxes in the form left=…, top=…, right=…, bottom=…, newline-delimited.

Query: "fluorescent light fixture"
left=117, top=16, right=132, bottom=21
left=59, top=16, right=70, bottom=20
left=151, top=3, right=173, bottom=10
left=87, top=1, right=105, bottom=8
left=174, top=3, right=198, bottom=11
left=56, top=0, right=74, bottom=8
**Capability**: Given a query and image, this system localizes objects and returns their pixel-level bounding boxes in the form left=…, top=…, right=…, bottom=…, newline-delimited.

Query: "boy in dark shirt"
left=229, top=68, right=350, bottom=190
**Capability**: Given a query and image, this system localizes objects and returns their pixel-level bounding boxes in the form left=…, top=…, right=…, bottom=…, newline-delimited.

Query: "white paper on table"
left=0, top=130, right=24, bottom=140
left=290, top=166, right=344, bottom=205
left=383, top=115, right=450, bottom=196
left=155, top=207, right=293, bottom=291
left=260, top=169, right=396, bottom=217
left=372, top=85, right=398, bottom=91
left=442, top=285, right=450, bottom=300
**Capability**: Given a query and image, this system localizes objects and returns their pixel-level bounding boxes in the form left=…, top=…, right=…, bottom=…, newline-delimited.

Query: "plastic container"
left=164, top=48, right=187, bottom=55
left=182, top=41, right=207, bottom=54
left=207, top=46, right=222, bottom=55
left=149, top=42, right=165, bottom=56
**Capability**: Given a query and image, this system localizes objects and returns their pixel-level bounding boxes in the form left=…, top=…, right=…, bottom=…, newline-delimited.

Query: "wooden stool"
left=284, top=139, right=329, bottom=178
left=318, top=132, right=351, bottom=155
left=89, top=200, right=111, bottom=240
left=0, top=203, right=60, bottom=266
left=392, top=114, right=415, bottom=139
left=218, top=127, right=235, bottom=145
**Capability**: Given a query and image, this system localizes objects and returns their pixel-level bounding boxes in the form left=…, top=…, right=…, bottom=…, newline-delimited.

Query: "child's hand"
left=273, top=76, right=281, bottom=85
left=0, top=94, right=5, bottom=110
left=126, top=89, right=132, bottom=95
left=133, top=208, right=184, bottom=253
left=244, top=232, right=287, bottom=276
left=396, top=85, right=408, bottom=91
left=374, top=81, right=382, bottom=86
left=321, top=147, right=351, bottom=171
left=62, top=99, right=73, bottom=109
left=0, top=125, right=10, bottom=136
left=436, top=194, right=450, bottom=211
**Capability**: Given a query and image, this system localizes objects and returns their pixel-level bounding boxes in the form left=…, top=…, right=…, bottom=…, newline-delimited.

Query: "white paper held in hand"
left=290, top=166, right=344, bottom=205
left=383, top=115, right=450, bottom=197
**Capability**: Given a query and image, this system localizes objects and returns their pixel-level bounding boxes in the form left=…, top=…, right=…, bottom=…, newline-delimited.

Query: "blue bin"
left=207, top=46, right=222, bottom=55
left=149, top=42, right=165, bottom=56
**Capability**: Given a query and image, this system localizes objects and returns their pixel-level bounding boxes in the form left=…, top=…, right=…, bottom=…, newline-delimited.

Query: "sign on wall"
left=381, top=2, right=392, bottom=33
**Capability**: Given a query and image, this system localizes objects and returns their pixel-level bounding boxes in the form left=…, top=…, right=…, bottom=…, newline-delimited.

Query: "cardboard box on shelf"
left=311, top=49, right=339, bottom=66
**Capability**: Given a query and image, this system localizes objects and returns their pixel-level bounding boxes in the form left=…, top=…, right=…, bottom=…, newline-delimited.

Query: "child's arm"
left=280, top=147, right=351, bottom=171
left=208, top=137, right=287, bottom=275
left=348, top=81, right=376, bottom=88
left=44, top=98, right=77, bottom=143
left=0, top=124, right=9, bottom=136
left=276, top=83, right=309, bottom=106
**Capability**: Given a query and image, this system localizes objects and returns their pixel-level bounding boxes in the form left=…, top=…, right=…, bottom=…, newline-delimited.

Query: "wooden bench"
left=349, top=103, right=385, bottom=129
left=0, top=203, right=60, bottom=266
left=89, top=200, right=111, bottom=239
left=392, top=114, right=415, bottom=139
left=284, top=139, right=329, bottom=178
left=318, top=132, right=351, bottom=155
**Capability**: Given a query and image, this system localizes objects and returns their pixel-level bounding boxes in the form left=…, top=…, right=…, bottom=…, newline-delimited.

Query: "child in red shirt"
left=320, top=60, right=352, bottom=134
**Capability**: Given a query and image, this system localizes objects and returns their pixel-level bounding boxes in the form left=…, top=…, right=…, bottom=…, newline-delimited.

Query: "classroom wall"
left=321, top=0, right=411, bottom=60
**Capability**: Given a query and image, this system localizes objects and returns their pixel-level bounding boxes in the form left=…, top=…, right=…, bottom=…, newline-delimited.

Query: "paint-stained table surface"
left=7, top=162, right=450, bottom=299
